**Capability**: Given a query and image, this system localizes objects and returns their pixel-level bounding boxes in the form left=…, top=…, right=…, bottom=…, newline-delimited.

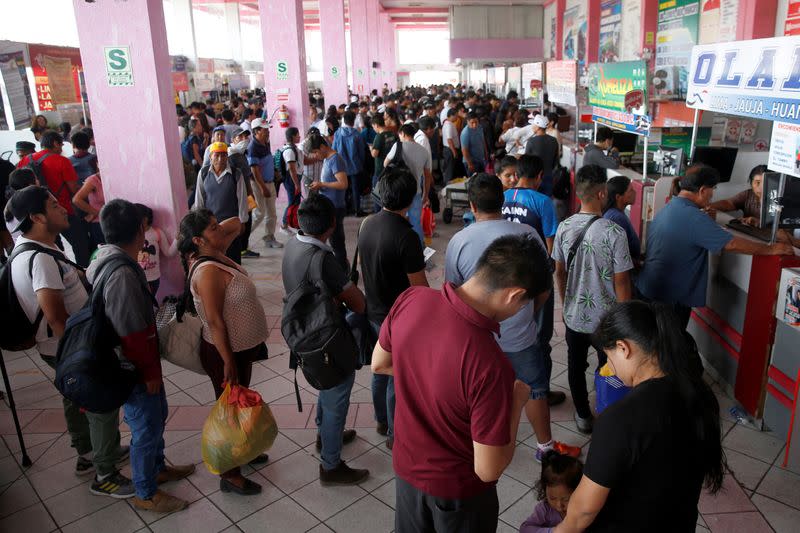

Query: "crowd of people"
left=0, top=83, right=796, bottom=531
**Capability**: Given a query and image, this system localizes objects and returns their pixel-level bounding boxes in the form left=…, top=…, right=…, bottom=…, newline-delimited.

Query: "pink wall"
left=258, top=0, right=310, bottom=148
left=71, top=0, right=187, bottom=295
left=349, top=0, right=371, bottom=95
left=366, top=0, right=381, bottom=93
left=449, top=39, right=544, bottom=62
left=319, top=0, right=349, bottom=107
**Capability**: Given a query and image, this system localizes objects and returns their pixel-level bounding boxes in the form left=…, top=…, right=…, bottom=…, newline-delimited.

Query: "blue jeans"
left=282, top=176, right=300, bottom=225
left=505, top=344, right=550, bottom=400
left=368, top=320, right=395, bottom=437
left=372, top=173, right=382, bottom=212
left=316, top=371, right=356, bottom=471
left=349, top=174, right=362, bottom=213
left=124, top=383, right=168, bottom=499
left=407, top=193, right=424, bottom=244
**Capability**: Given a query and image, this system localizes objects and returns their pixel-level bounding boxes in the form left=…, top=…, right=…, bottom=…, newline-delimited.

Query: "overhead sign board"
left=546, top=60, right=577, bottom=107
left=592, top=106, right=652, bottom=136
left=587, top=60, right=647, bottom=113
left=686, top=36, right=800, bottom=125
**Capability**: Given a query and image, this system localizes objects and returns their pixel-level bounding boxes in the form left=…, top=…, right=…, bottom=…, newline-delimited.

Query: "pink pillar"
left=555, top=0, right=566, bottom=60
left=586, top=0, right=601, bottom=64
left=737, top=0, right=778, bottom=40
left=366, top=0, right=381, bottom=94
left=320, top=0, right=349, bottom=107
left=640, top=0, right=659, bottom=69
left=382, top=14, right=397, bottom=91
left=349, top=0, right=371, bottom=96
left=258, top=0, right=310, bottom=148
left=71, top=0, right=186, bottom=294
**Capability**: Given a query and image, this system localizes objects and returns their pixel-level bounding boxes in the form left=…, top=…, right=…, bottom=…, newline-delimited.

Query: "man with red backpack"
left=17, top=131, right=90, bottom=267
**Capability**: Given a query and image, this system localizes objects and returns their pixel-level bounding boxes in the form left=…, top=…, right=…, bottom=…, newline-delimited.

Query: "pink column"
left=737, top=0, right=778, bottom=40
left=258, top=0, right=310, bottom=148
left=366, top=0, right=381, bottom=94
left=320, top=0, right=349, bottom=107
left=71, top=0, right=186, bottom=294
left=349, top=0, right=371, bottom=96
left=555, top=0, right=566, bottom=60
left=586, top=0, right=601, bottom=64
left=381, top=14, right=397, bottom=91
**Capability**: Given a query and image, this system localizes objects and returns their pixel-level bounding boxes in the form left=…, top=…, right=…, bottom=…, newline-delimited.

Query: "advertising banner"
left=172, top=72, right=189, bottom=93
left=592, top=106, right=652, bottom=136
left=786, top=0, right=800, bottom=36
left=599, top=0, right=622, bottom=63
left=521, top=62, right=543, bottom=101
left=699, top=0, right=739, bottom=44
left=656, top=0, right=700, bottom=69
left=28, top=45, right=83, bottom=112
left=686, top=36, right=800, bottom=125
left=619, top=0, right=642, bottom=61
left=768, top=121, right=800, bottom=178
left=587, top=61, right=647, bottom=112
left=546, top=60, right=577, bottom=107
left=563, top=0, right=587, bottom=63
left=0, top=50, right=35, bottom=128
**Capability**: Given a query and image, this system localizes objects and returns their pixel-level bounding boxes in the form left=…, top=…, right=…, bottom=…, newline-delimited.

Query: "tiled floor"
left=1, top=204, right=799, bottom=532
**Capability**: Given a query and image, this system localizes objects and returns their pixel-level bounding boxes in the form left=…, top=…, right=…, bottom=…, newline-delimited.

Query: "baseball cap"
left=15, top=141, right=35, bottom=151
left=212, top=125, right=226, bottom=133
left=7, top=185, right=51, bottom=233
left=250, top=118, right=268, bottom=130
left=209, top=142, right=229, bottom=154
left=231, top=127, right=247, bottom=138
left=531, top=114, right=549, bottom=129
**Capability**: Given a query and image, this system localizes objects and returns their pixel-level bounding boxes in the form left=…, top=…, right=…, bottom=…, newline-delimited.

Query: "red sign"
left=172, top=72, right=189, bottom=93
left=28, top=44, right=83, bottom=112
left=197, top=58, right=214, bottom=73
left=786, top=0, right=800, bottom=35
left=652, top=101, right=701, bottom=128
left=530, top=79, right=543, bottom=90
left=624, top=90, right=644, bottom=112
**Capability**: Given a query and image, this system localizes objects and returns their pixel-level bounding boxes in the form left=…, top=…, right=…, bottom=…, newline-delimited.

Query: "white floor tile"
left=326, top=494, right=394, bottom=533
left=150, top=497, right=232, bottom=533
left=237, top=496, right=320, bottom=533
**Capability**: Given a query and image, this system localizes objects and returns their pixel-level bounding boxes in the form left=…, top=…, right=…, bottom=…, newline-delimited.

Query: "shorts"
left=504, top=343, right=550, bottom=400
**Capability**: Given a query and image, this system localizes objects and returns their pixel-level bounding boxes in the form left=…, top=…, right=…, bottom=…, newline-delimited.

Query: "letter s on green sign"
left=108, top=49, right=127, bottom=70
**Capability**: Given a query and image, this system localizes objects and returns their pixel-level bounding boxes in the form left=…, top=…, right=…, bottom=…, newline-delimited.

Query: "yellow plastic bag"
left=201, top=383, right=278, bottom=475
left=598, top=363, right=615, bottom=377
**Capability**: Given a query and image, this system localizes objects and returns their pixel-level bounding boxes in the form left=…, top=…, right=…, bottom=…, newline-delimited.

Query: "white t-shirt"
left=282, top=143, right=305, bottom=176
left=442, top=120, right=460, bottom=149
left=138, top=227, right=175, bottom=282
left=439, top=104, right=451, bottom=124
left=513, top=125, right=534, bottom=155
left=386, top=141, right=430, bottom=193
left=11, top=237, right=88, bottom=356
left=354, top=113, right=365, bottom=131
left=413, top=129, right=433, bottom=170
left=500, top=127, right=520, bottom=154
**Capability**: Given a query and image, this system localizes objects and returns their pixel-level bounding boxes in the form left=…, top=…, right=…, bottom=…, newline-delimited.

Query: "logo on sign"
left=530, top=80, right=543, bottom=90
left=330, top=66, right=340, bottom=79
left=624, top=90, right=644, bottom=112
left=357, top=68, right=365, bottom=78
left=276, top=60, right=288, bottom=81
left=104, top=46, right=134, bottom=87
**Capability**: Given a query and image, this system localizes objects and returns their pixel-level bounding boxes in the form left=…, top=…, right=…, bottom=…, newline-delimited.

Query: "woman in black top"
left=554, top=301, right=726, bottom=533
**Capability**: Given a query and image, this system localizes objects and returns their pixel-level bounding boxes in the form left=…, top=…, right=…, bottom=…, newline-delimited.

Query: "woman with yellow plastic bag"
left=176, top=209, right=272, bottom=495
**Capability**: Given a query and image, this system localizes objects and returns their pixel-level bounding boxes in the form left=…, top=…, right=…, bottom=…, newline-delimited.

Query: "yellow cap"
left=209, top=142, right=228, bottom=153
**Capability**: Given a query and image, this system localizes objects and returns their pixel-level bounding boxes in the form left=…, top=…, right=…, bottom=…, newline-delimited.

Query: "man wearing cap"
left=202, top=126, right=227, bottom=167
left=7, top=186, right=133, bottom=498
left=525, top=114, right=560, bottom=197
left=247, top=118, right=282, bottom=249
left=228, top=128, right=260, bottom=258
left=194, top=142, right=250, bottom=263
left=17, top=131, right=90, bottom=267
left=15, top=141, right=36, bottom=162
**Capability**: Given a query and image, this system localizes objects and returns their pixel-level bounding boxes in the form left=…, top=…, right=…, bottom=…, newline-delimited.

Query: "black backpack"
left=275, top=145, right=298, bottom=180
left=552, top=165, right=571, bottom=201
left=281, top=249, right=358, bottom=410
left=372, top=140, right=409, bottom=205
left=0, top=242, right=82, bottom=351
left=54, top=256, right=144, bottom=414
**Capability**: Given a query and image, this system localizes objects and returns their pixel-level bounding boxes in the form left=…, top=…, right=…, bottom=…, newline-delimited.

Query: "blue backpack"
left=54, top=256, right=152, bottom=413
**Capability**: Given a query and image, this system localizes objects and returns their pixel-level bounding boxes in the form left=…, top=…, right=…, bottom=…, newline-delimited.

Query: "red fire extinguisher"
left=277, top=105, right=289, bottom=128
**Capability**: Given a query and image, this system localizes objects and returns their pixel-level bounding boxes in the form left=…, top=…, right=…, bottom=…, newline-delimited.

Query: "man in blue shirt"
left=247, top=118, right=281, bottom=248
left=332, top=111, right=366, bottom=216
left=502, top=155, right=564, bottom=407
left=637, top=165, right=792, bottom=328
left=460, top=112, right=487, bottom=176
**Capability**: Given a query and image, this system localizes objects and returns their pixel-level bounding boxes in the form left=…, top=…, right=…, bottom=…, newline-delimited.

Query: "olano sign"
left=686, top=36, right=800, bottom=124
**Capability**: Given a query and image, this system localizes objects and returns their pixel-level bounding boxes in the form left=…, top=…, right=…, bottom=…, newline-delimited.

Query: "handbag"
left=156, top=297, right=205, bottom=375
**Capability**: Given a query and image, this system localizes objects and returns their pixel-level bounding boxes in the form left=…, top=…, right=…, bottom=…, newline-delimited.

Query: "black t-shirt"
left=281, top=235, right=350, bottom=297
left=584, top=378, right=704, bottom=533
left=357, top=210, right=425, bottom=324
left=525, top=134, right=560, bottom=177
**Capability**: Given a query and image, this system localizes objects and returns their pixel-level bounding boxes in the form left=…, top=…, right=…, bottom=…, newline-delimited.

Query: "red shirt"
left=18, top=150, right=78, bottom=215
left=379, top=282, right=515, bottom=500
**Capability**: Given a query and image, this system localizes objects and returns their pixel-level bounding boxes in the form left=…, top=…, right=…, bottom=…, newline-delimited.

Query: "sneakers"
left=263, top=236, right=284, bottom=248
left=319, top=461, right=369, bottom=485
left=574, top=412, right=595, bottom=434
left=316, top=429, right=357, bottom=451
left=534, top=442, right=582, bottom=463
left=156, top=463, right=196, bottom=484
left=132, top=489, right=188, bottom=513
left=75, top=455, right=94, bottom=476
left=90, top=471, right=135, bottom=499
left=241, top=249, right=261, bottom=258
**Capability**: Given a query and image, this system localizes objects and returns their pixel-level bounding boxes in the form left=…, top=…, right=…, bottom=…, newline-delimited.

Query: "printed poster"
left=521, top=62, right=543, bottom=102
left=587, top=61, right=648, bottom=112
left=546, top=60, right=577, bottom=107
left=0, top=86, right=7, bottom=130
left=619, top=0, right=642, bottom=62
left=768, top=121, right=800, bottom=178
left=28, top=44, right=83, bottom=112
left=656, top=0, right=700, bottom=74
left=544, top=2, right=557, bottom=59
left=0, top=50, right=35, bottom=129
left=786, top=0, right=800, bottom=36
left=563, top=0, right=587, bottom=64
left=599, top=0, right=623, bottom=63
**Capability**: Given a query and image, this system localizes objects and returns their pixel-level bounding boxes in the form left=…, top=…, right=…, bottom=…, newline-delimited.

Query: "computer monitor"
left=760, top=173, right=800, bottom=230
left=655, top=147, right=684, bottom=177
left=691, top=146, right=738, bottom=182
left=612, top=131, right=638, bottom=154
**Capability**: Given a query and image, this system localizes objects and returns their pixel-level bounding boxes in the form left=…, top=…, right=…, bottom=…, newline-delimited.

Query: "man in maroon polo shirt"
left=372, top=234, right=552, bottom=532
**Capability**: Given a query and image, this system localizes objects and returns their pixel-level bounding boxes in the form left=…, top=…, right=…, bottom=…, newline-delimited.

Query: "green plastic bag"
left=202, top=383, right=278, bottom=475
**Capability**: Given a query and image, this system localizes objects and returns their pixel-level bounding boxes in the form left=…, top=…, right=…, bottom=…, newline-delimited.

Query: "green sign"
left=103, top=46, right=133, bottom=87
left=330, top=65, right=341, bottom=79
left=587, top=61, right=647, bottom=112
left=357, top=68, right=365, bottom=78
left=276, top=60, right=288, bottom=81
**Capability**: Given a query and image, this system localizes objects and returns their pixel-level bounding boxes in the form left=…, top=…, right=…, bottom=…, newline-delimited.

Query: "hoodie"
left=331, top=125, right=366, bottom=175
left=582, top=143, right=621, bottom=169
left=86, top=245, right=162, bottom=384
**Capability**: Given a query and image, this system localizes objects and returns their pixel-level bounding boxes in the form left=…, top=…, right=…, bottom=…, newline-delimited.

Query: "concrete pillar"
left=257, top=0, right=310, bottom=148
left=381, top=13, right=396, bottom=91
left=320, top=0, right=349, bottom=107
left=586, top=0, right=601, bottom=64
left=349, top=0, right=371, bottom=96
left=555, top=0, right=566, bottom=60
left=224, top=2, right=243, bottom=65
left=640, top=0, right=659, bottom=68
left=366, top=0, right=381, bottom=94
left=71, top=0, right=187, bottom=293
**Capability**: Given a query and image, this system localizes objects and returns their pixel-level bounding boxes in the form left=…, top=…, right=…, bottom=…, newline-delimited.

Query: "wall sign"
left=686, top=36, right=800, bottom=125
left=276, top=60, right=288, bottom=81
left=592, top=106, right=652, bottom=136
left=330, top=65, right=341, bottom=79
left=599, top=0, right=622, bottom=63
left=587, top=61, right=647, bottom=113
left=104, top=46, right=134, bottom=87
left=768, top=121, right=800, bottom=178
left=29, top=44, right=83, bottom=111
left=656, top=0, right=700, bottom=98
left=786, top=0, right=800, bottom=36
left=545, top=60, right=577, bottom=107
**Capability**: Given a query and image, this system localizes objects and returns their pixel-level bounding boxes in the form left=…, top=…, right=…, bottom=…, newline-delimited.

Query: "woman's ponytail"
left=175, top=209, right=214, bottom=319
